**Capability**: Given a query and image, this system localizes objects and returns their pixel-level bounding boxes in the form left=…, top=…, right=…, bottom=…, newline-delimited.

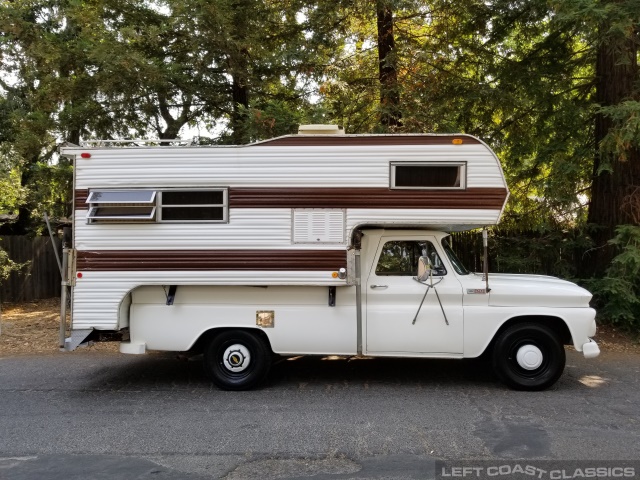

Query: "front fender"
left=463, top=307, right=596, bottom=358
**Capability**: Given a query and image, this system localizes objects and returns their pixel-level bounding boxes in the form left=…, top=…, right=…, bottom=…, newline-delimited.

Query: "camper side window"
left=85, top=188, right=229, bottom=223
left=390, top=162, right=466, bottom=189
left=86, top=190, right=157, bottom=223
left=375, top=240, right=447, bottom=276
left=158, top=189, right=228, bottom=223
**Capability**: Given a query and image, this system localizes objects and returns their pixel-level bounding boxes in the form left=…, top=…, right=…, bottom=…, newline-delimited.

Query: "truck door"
left=365, top=236, right=464, bottom=355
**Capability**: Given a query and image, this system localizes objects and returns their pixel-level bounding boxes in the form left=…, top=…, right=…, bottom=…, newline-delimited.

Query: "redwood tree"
left=586, top=2, right=640, bottom=275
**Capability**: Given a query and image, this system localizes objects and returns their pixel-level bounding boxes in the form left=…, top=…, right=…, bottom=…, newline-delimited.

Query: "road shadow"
left=78, top=352, right=504, bottom=392
left=270, top=355, right=498, bottom=389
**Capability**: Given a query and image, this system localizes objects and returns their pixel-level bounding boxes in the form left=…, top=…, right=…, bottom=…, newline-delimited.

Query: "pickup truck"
left=123, top=229, right=600, bottom=391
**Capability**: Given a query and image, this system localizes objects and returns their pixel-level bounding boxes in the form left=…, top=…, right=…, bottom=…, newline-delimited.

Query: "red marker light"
left=77, top=272, right=83, bottom=278
left=80, top=153, right=91, bottom=159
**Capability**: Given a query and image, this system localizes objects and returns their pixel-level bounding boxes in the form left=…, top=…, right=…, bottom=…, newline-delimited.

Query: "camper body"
left=59, top=131, right=599, bottom=391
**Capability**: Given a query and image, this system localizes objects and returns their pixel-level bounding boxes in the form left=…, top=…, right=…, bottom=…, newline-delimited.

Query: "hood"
left=475, top=273, right=592, bottom=308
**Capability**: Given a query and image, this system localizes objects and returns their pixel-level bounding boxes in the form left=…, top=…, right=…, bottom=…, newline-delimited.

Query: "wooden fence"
left=1, top=236, right=62, bottom=303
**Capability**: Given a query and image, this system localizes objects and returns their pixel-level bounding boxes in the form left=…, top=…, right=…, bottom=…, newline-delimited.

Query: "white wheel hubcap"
left=223, top=344, right=251, bottom=372
left=516, top=344, right=543, bottom=370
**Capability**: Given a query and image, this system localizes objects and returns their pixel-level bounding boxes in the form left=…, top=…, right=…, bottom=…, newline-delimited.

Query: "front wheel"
left=204, top=330, right=272, bottom=391
left=492, top=323, right=566, bottom=391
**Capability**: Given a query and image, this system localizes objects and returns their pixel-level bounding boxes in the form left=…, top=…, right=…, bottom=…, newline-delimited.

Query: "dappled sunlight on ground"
left=578, top=375, right=609, bottom=388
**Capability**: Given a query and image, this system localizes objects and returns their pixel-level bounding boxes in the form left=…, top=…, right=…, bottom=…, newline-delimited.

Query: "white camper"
left=59, top=127, right=599, bottom=391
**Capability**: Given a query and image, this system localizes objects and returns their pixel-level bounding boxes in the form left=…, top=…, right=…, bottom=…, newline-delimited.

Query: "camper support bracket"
left=328, top=286, right=336, bottom=307
left=166, top=285, right=177, bottom=305
left=64, top=329, right=93, bottom=351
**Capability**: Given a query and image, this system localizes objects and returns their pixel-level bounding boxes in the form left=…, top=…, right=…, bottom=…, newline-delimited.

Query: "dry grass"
left=0, top=298, right=117, bottom=356
left=0, top=298, right=638, bottom=357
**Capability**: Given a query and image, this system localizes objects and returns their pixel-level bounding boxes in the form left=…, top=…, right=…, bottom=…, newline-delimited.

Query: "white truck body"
left=59, top=130, right=599, bottom=390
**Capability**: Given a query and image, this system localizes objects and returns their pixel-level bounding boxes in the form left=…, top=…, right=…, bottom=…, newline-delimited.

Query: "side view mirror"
left=416, top=256, right=432, bottom=282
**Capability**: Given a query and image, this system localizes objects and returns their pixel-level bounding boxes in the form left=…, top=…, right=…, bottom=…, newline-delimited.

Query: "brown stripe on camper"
left=75, top=189, right=89, bottom=209
left=229, top=187, right=508, bottom=209
left=75, top=187, right=508, bottom=210
left=259, top=135, right=482, bottom=147
left=76, top=249, right=347, bottom=271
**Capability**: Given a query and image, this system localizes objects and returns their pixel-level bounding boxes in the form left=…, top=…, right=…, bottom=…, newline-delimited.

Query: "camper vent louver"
left=297, top=124, right=344, bottom=135
left=293, top=209, right=345, bottom=244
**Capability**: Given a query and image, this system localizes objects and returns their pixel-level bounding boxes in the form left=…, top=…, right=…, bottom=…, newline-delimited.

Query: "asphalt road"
left=0, top=349, right=638, bottom=479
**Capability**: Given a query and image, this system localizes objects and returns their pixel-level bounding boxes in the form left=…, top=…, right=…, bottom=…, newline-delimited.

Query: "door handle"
left=370, top=285, right=388, bottom=289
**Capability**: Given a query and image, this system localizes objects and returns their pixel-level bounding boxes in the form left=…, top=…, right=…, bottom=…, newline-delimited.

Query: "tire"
left=203, top=330, right=272, bottom=391
left=492, top=323, right=565, bottom=391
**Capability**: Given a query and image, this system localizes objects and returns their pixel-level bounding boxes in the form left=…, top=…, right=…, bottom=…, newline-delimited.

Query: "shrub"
left=589, top=225, right=640, bottom=330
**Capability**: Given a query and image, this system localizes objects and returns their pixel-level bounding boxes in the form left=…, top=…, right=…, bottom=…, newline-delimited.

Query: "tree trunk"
left=230, top=72, right=250, bottom=144
left=376, top=0, right=401, bottom=130
left=229, top=0, right=251, bottom=145
left=586, top=26, right=640, bottom=276
left=66, top=127, right=81, bottom=146
left=4, top=161, right=37, bottom=235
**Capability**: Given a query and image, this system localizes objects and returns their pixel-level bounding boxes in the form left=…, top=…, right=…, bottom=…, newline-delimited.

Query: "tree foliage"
left=316, top=0, right=596, bottom=231
left=0, top=0, right=639, bottom=326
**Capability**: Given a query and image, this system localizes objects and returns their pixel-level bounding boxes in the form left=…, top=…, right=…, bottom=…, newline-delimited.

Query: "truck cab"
left=358, top=229, right=599, bottom=390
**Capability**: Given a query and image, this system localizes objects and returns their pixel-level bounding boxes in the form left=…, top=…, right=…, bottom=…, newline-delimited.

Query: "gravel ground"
left=1, top=298, right=638, bottom=357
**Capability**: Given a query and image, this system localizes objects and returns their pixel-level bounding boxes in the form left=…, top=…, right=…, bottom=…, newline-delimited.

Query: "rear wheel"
left=492, top=323, right=565, bottom=391
left=204, top=330, right=271, bottom=390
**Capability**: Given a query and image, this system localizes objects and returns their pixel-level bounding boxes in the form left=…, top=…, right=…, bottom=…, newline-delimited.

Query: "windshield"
left=441, top=237, right=470, bottom=275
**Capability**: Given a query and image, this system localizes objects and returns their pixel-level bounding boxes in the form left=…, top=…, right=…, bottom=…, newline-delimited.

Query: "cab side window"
left=375, top=240, right=447, bottom=276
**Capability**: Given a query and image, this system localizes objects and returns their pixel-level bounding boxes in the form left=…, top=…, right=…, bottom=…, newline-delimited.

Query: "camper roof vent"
left=297, top=124, right=344, bottom=135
